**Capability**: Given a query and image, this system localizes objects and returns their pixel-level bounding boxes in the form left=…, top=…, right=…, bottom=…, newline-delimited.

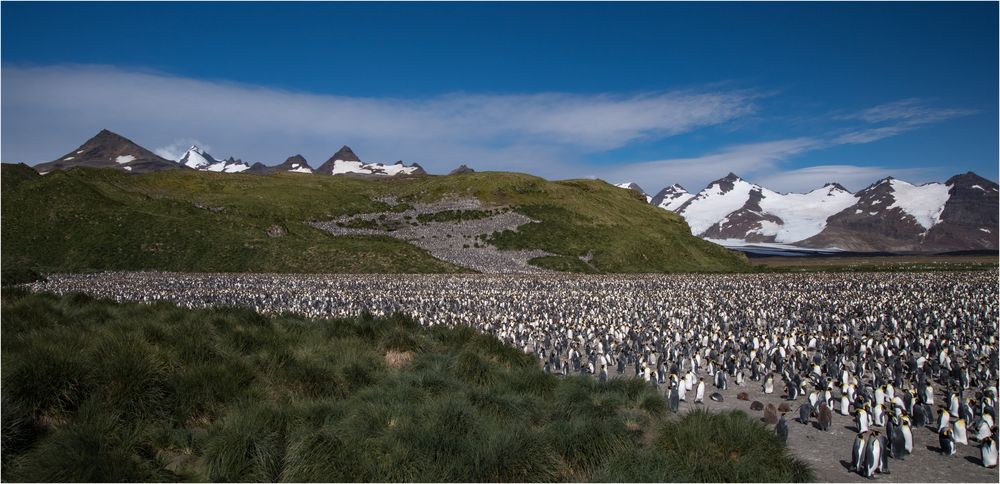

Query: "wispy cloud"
left=601, top=138, right=823, bottom=191
left=601, top=98, right=975, bottom=192
left=843, top=98, right=977, bottom=125
left=832, top=98, right=977, bottom=145
left=0, top=64, right=758, bottom=171
left=754, top=164, right=939, bottom=193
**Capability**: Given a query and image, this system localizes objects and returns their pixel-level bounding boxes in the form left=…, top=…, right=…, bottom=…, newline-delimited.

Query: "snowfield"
left=755, top=185, right=857, bottom=243
left=678, top=178, right=756, bottom=235
left=888, top=179, right=950, bottom=231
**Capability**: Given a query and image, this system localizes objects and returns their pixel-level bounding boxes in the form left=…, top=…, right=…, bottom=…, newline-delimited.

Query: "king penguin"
left=937, top=408, right=951, bottom=432
left=798, top=402, right=812, bottom=425
left=940, top=428, right=956, bottom=456
left=776, top=413, right=789, bottom=444
left=900, top=416, right=913, bottom=457
left=856, top=407, right=869, bottom=433
left=850, top=432, right=868, bottom=472
left=877, top=430, right=891, bottom=474
left=982, top=436, right=998, bottom=468
left=863, top=431, right=882, bottom=477
left=953, top=418, right=968, bottom=445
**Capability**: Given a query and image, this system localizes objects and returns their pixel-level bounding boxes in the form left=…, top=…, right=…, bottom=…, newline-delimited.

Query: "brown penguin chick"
left=764, top=403, right=779, bottom=424
left=778, top=402, right=792, bottom=413
left=750, top=401, right=765, bottom=411
left=737, top=392, right=750, bottom=401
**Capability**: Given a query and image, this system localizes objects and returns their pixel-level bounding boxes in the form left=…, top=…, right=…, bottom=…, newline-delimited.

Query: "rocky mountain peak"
left=328, top=145, right=360, bottom=163
left=449, top=164, right=475, bottom=175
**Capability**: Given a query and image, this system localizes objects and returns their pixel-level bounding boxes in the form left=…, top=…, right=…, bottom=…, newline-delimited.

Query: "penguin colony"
left=29, top=270, right=1000, bottom=477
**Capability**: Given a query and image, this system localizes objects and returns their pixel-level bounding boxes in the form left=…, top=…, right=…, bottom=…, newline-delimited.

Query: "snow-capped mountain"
left=614, top=182, right=652, bottom=202
left=315, top=146, right=426, bottom=176
left=279, top=155, right=314, bottom=173
left=615, top=182, right=645, bottom=193
left=177, top=146, right=250, bottom=173
left=650, top=172, right=998, bottom=252
left=799, top=173, right=998, bottom=251
left=649, top=184, right=694, bottom=211
left=33, top=129, right=180, bottom=174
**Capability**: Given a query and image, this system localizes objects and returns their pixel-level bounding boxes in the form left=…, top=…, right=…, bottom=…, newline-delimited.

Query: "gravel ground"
left=310, top=196, right=555, bottom=273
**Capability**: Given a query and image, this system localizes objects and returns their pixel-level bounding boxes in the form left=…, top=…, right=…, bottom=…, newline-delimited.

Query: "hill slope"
left=1, top=165, right=747, bottom=273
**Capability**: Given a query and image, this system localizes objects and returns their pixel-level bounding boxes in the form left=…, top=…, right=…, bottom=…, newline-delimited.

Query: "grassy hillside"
left=1, top=164, right=748, bottom=273
left=1, top=289, right=810, bottom=482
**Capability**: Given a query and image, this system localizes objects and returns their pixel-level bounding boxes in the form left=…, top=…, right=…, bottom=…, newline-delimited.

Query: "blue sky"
left=2, top=1, right=996, bottom=192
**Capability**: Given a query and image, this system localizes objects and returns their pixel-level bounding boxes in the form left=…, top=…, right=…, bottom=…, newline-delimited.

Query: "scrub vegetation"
left=1, top=289, right=810, bottom=482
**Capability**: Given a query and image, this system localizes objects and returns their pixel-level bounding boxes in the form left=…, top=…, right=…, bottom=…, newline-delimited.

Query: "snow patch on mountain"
left=888, top=179, right=950, bottom=230
left=328, top=159, right=421, bottom=176
left=660, top=194, right=694, bottom=211
left=755, top=185, right=857, bottom=242
left=115, top=155, right=136, bottom=164
left=679, top=178, right=756, bottom=235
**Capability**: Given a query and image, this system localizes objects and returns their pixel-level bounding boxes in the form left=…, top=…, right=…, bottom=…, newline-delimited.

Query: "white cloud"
left=754, top=164, right=939, bottom=193
left=831, top=99, right=977, bottom=145
left=844, top=98, right=977, bottom=125
left=153, top=139, right=212, bottom=161
left=602, top=138, right=823, bottom=192
left=0, top=64, right=757, bottom=171
left=1, top=65, right=974, bottom=195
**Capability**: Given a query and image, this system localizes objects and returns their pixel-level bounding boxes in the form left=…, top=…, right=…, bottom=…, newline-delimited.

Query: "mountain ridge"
left=620, top=172, right=998, bottom=252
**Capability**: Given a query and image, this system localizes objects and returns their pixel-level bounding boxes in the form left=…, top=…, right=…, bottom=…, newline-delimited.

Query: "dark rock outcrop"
left=923, top=172, right=999, bottom=250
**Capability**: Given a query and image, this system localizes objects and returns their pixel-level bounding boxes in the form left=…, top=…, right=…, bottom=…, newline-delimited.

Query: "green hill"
left=1, top=289, right=810, bottom=482
left=1, top=164, right=747, bottom=273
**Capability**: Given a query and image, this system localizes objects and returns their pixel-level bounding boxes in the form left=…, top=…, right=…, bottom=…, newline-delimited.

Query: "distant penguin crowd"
left=28, top=270, right=1000, bottom=473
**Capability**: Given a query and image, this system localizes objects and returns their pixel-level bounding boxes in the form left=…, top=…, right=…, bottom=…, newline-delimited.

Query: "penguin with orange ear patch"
left=940, top=427, right=956, bottom=456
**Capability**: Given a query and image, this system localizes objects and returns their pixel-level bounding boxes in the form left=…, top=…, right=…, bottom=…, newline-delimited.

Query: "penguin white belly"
left=938, top=413, right=950, bottom=432
left=982, top=440, right=998, bottom=468
left=953, top=420, right=968, bottom=445
left=864, top=439, right=881, bottom=477
left=975, top=420, right=992, bottom=440
left=841, top=396, right=850, bottom=416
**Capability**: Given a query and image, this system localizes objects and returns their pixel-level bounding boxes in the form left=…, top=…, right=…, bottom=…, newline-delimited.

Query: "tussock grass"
left=1, top=289, right=810, bottom=481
